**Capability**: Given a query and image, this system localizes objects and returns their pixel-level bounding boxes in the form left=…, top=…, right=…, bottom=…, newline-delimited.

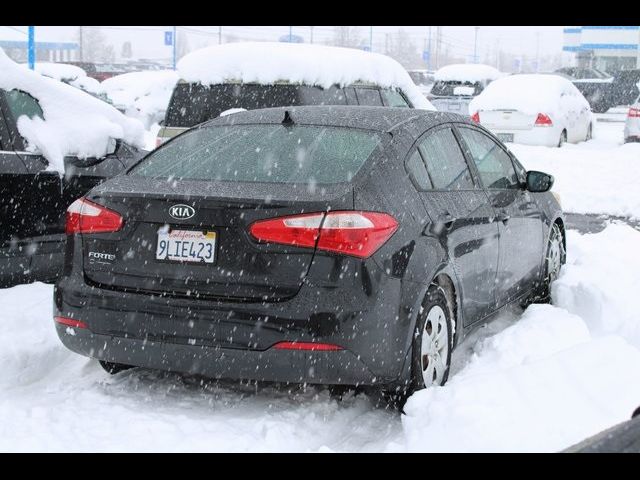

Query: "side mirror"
left=526, top=170, right=554, bottom=192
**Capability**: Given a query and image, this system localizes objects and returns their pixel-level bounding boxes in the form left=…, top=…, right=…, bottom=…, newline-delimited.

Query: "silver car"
left=624, top=96, right=640, bottom=143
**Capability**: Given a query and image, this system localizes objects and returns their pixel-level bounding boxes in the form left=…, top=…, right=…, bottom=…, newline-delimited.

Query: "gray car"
left=624, top=96, right=640, bottom=143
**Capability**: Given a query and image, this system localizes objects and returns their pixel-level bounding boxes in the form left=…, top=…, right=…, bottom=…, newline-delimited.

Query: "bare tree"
left=332, top=26, right=362, bottom=48
left=78, top=27, right=115, bottom=63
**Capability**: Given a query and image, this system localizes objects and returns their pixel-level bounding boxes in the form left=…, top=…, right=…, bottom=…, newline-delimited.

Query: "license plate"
left=447, top=102, right=461, bottom=111
left=156, top=229, right=216, bottom=264
left=497, top=133, right=514, bottom=143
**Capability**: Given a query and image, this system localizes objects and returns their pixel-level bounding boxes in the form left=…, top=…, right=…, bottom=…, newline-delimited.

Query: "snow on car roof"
left=434, top=63, right=503, bottom=83
left=33, top=62, right=85, bottom=82
left=0, top=49, right=144, bottom=172
left=176, top=42, right=435, bottom=110
left=469, top=73, right=590, bottom=117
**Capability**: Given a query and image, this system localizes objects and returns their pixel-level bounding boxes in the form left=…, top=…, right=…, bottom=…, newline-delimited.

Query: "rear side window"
left=381, top=89, right=410, bottom=108
left=418, top=127, right=475, bottom=190
left=165, top=83, right=348, bottom=128
left=131, top=124, right=383, bottom=185
left=406, top=150, right=432, bottom=190
left=355, top=88, right=383, bottom=106
left=4, top=90, right=44, bottom=122
left=457, top=127, right=520, bottom=189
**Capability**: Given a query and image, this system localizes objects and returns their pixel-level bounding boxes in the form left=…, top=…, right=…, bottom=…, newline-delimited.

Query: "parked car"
left=62, top=62, right=128, bottom=82
left=407, top=69, right=435, bottom=95
left=610, top=69, right=640, bottom=107
left=55, top=105, right=564, bottom=401
left=428, top=64, right=503, bottom=114
left=31, top=62, right=113, bottom=106
left=157, top=42, right=434, bottom=145
left=564, top=406, right=640, bottom=452
left=0, top=50, right=145, bottom=287
left=469, top=74, right=593, bottom=147
left=624, top=96, right=640, bottom=143
left=554, top=67, right=613, bottom=113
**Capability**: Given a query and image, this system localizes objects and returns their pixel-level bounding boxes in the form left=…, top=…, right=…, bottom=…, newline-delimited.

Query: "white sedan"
left=469, top=74, right=593, bottom=147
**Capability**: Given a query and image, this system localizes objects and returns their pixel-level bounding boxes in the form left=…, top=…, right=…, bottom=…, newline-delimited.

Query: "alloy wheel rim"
left=420, top=305, right=449, bottom=387
left=547, top=227, right=564, bottom=282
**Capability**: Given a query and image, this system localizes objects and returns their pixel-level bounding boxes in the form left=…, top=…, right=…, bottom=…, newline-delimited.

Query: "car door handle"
left=494, top=212, right=511, bottom=224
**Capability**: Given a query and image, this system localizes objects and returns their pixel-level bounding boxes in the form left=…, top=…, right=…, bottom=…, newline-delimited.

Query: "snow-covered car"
left=554, top=67, right=614, bottom=113
left=469, top=74, right=594, bottom=148
left=407, top=69, right=435, bottom=95
left=428, top=64, right=503, bottom=115
left=157, top=42, right=434, bottom=145
left=29, top=62, right=114, bottom=106
left=0, top=49, right=145, bottom=288
left=101, top=70, right=179, bottom=129
left=624, top=95, right=640, bottom=143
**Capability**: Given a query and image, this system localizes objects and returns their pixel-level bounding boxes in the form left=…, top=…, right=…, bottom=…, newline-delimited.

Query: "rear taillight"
left=470, top=112, right=480, bottom=123
left=534, top=113, right=553, bottom=127
left=54, top=316, right=88, bottom=329
left=628, top=107, right=640, bottom=118
left=273, top=341, right=342, bottom=351
left=249, top=211, right=398, bottom=259
left=155, top=137, right=167, bottom=148
left=66, top=198, right=124, bottom=235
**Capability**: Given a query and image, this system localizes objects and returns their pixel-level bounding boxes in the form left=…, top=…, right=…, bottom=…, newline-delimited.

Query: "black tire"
left=99, top=360, right=134, bottom=375
left=410, top=287, right=453, bottom=393
left=534, top=222, right=566, bottom=303
left=585, top=123, right=593, bottom=141
left=558, top=130, right=567, bottom=148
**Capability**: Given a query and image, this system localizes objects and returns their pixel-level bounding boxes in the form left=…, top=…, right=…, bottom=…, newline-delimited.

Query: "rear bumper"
left=489, top=126, right=561, bottom=147
left=55, top=323, right=379, bottom=385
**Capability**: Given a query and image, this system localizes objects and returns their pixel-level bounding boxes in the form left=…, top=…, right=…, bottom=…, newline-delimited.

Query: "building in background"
left=563, top=26, right=640, bottom=71
left=0, top=27, right=78, bottom=62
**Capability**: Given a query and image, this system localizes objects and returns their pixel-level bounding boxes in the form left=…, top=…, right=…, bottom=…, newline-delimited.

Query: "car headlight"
left=552, top=191, right=562, bottom=207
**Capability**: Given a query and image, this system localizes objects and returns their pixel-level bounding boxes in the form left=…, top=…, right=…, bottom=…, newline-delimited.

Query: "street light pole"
left=172, top=26, right=177, bottom=70
left=474, top=26, right=480, bottom=63
left=428, top=26, right=432, bottom=70
left=28, top=26, right=35, bottom=70
left=289, top=26, right=293, bottom=43
left=310, top=26, right=314, bottom=44
left=369, top=26, right=373, bottom=52
left=218, top=26, right=222, bottom=45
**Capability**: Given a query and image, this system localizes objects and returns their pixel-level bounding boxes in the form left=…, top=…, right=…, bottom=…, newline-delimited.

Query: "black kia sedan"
left=54, top=106, right=565, bottom=397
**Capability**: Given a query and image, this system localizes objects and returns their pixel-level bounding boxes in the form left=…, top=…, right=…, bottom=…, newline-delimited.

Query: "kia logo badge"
left=169, top=204, right=195, bottom=220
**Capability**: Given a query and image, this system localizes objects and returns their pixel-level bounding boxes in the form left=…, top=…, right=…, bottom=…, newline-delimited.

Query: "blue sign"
left=164, top=31, right=173, bottom=46
left=422, top=50, right=430, bottom=62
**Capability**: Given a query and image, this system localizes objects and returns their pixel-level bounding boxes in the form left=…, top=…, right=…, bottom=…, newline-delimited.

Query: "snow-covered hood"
left=1, top=49, right=144, bottom=172
left=176, top=42, right=435, bottom=111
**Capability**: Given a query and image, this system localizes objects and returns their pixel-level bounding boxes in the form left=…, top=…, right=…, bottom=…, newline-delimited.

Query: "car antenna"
left=282, top=110, right=294, bottom=126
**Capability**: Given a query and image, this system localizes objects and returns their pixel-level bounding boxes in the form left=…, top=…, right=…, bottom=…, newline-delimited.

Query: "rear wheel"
left=99, top=360, right=134, bottom=375
left=586, top=123, right=593, bottom=141
left=410, top=287, right=452, bottom=392
left=558, top=130, right=567, bottom=148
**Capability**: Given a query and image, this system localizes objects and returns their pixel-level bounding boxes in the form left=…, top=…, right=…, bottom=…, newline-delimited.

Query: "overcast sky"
left=9, top=26, right=565, bottom=61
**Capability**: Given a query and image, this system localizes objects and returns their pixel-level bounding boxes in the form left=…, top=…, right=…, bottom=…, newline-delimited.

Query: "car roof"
left=202, top=105, right=468, bottom=134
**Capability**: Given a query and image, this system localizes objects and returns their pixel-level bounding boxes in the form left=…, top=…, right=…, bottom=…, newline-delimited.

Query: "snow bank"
left=0, top=49, right=144, bottom=172
left=402, top=224, right=640, bottom=452
left=177, top=42, right=435, bottom=111
left=101, top=70, right=179, bottom=128
left=434, top=63, right=503, bottom=83
left=469, top=74, right=590, bottom=117
left=510, top=124, right=640, bottom=219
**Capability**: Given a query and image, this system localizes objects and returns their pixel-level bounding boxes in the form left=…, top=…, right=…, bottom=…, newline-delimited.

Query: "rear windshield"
left=130, top=124, right=382, bottom=184
left=431, top=80, right=483, bottom=96
left=165, top=83, right=348, bottom=128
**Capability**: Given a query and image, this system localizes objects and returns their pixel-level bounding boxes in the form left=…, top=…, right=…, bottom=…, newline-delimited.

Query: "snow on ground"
left=1, top=222, right=639, bottom=452
left=510, top=116, right=640, bottom=219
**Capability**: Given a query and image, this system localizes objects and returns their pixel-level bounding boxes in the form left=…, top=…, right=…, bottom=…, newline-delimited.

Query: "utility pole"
left=435, top=26, right=441, bottom=69
left=218, top=26, right=222, bottom=45
left=535, top=31, right=540, bottom=72
left=474, top=26, right=480, bottom=63
left=310, top=26, right=314, bottom=44
left=289, top=26, right=293, bottom=43
left=28, top=26, right=35, bottom=69
left=369, top=26, right=373, bottom=52
left=79, top=26, right=84, bottom=62
left=384, top=33, right=390, bottom=54
left=428, top=26, right=432, bottom=70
